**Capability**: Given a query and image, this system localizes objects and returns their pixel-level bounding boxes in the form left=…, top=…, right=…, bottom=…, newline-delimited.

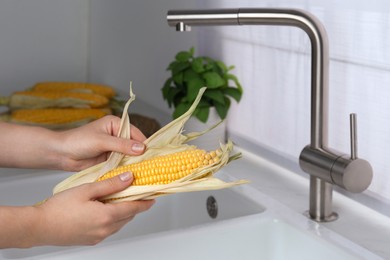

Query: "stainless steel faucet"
left=167, top=8, right=373, bottom=222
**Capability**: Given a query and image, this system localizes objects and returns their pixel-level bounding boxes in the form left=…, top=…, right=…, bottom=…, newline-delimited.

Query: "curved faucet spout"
left=167, top=8, right=372, bottom=222
left=168, top=8, right=329, bottom=149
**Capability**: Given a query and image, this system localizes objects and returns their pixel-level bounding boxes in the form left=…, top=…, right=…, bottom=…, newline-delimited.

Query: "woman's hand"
left=55, top=115, right=147, bottom=171
left=31, top=172, right=154, bottom=247
left=1, top=172, right=155, bottom=248
left=0, top=115, right=146, bottom=171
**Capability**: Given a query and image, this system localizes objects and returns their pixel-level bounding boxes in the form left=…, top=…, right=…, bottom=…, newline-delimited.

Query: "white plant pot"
left=185, top=108, right=227, bottom=151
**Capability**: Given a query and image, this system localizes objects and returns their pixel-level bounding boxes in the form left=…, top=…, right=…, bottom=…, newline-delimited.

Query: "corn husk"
left=53, top=85, right=248, bottom=202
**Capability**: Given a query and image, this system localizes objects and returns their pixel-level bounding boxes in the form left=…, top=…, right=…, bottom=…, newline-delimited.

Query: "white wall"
left=0, top=0, right=197, bottom=116
left=0, top=0, right=89, bottom=97
left=88, top=0, right=198, bottom=114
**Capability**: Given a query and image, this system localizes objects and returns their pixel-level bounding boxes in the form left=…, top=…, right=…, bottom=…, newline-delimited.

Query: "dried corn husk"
left=53, top=84, right=248, bottom=202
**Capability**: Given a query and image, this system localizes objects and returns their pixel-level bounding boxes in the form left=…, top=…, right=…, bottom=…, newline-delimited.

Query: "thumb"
left=87, top=172, right=133, bottom=199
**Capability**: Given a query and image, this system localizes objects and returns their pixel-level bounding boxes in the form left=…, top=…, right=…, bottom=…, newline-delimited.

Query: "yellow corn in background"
left=0, top=81, right=121, bottom=130
left=10, top=108, right=108, bottom=127
left=97, top=148, right=219, bottom=185
left=31, top=82, right=116, bottom=98
left=12, top=91, right=109, bottom=108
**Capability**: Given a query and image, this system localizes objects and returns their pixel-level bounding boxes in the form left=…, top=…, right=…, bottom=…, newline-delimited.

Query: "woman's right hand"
left=33, top=172, right=154, bottom=247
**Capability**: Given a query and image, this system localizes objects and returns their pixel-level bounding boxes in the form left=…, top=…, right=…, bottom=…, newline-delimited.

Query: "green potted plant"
left=162, top=47, right=243, bottom=123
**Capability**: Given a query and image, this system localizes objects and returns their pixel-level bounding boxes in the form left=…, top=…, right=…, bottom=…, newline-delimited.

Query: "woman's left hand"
left=56, top=115, right=146, bottom=171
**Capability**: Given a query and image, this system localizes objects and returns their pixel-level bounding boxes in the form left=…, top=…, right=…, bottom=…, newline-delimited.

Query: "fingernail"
left=131, top=143, right=145, bottom=152
left=119, top=171, right=133, bottom=182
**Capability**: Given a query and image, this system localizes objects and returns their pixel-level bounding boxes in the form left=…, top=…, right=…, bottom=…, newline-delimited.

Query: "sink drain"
left=206, top=196, right=218, bottom=219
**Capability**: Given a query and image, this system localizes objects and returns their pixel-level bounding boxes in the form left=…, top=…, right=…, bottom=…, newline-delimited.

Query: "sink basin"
left=0, top=170, right=264, bottom=259
left=0, top=171, right=69, bottom=206
left=30, top=214, right=380, bottom=260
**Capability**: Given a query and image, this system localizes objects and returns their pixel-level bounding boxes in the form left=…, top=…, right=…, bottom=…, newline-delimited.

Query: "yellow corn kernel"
left=97, top=149, right=219, bottom=185
left=12, top=91, right=109, bottom=108
left=10, top=108, right=108, bottom=125
left=31, top=82, right=116, bottom=98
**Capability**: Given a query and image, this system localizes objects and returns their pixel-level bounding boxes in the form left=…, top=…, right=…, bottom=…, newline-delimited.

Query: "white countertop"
left=226, top=148, right=390, bottom=259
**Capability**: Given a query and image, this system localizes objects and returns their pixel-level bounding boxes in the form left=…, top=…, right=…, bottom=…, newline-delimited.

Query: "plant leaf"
left=223, top=87, right=242, bottom=102
left=192, top=57, right=204, bottom=73
left=187, top=78, right=204, bottom=103
left=197, top=99, right=210, bottom=108
left=183, top=69, right=201, bottom=83
left=195, top=106, right=210, bottom=123
left=216, top=61, right=228, bottom=73
left=226, top=73, right=243, bottom=93
left=189, top=47, right=195, bottom=56
left=161, top=78, right=172, bottom=100
left=167, top=87, right=182, bottom=108
left=167, top=60, right=177, bottom=70
left=202, top=72, right=225, bottom=88
left=173, top=72, right=184, bottom=85
left=173, top=102, right=191, bottom=119
left=215, top=97, right=231, bottom=119
left=175, top=51, right=192, bottom=62
left=203, top=57, right=214, bottom=64
left=171, top=61, right=190, bottom=75
left=204, top=89, right=225, bottom=104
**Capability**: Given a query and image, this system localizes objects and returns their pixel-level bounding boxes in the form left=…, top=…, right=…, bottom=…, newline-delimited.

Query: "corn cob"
left=31, top=82, right=116, bottom=98
left=0, top=91, right=109, bottom=110
left=97, top=148, right=219, bottom=185
left=7, top=108, right=109, bottom=129
left=52, top=86, right=248, bottom=203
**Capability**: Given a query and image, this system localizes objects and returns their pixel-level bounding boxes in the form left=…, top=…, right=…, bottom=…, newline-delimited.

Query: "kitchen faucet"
left=167, top=8, right=373, bottom=222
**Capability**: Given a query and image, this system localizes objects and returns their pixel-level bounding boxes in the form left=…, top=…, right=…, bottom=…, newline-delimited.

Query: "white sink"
left=0, top=169, right=383, bottom=260
left=32, top=214, right=379, bottom=260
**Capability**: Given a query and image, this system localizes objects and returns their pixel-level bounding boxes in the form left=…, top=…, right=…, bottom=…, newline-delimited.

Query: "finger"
left=86, top=172, right=134, bottom=199
left=104, top=212, right=144, bottom=238
left=109, top=200, right=156, bottom=222
left=102, top=136, right=145, bottom=156
left=130, top=125, right=147, bottom=142
left=110, top=200, right=156, bottom=230
left=108, top=216, right=135, bottom=235
left=106, top=116, right=146, bottom=142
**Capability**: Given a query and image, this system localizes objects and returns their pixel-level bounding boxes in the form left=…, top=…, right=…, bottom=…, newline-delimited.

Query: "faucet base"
left=307, top=176, right=339, bottom=222
left=304, top=210, right=338, bottom=222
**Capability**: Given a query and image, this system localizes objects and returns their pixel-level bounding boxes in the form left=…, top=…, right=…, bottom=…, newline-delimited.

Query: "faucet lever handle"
left=350, top=113, right=357, bottom=160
